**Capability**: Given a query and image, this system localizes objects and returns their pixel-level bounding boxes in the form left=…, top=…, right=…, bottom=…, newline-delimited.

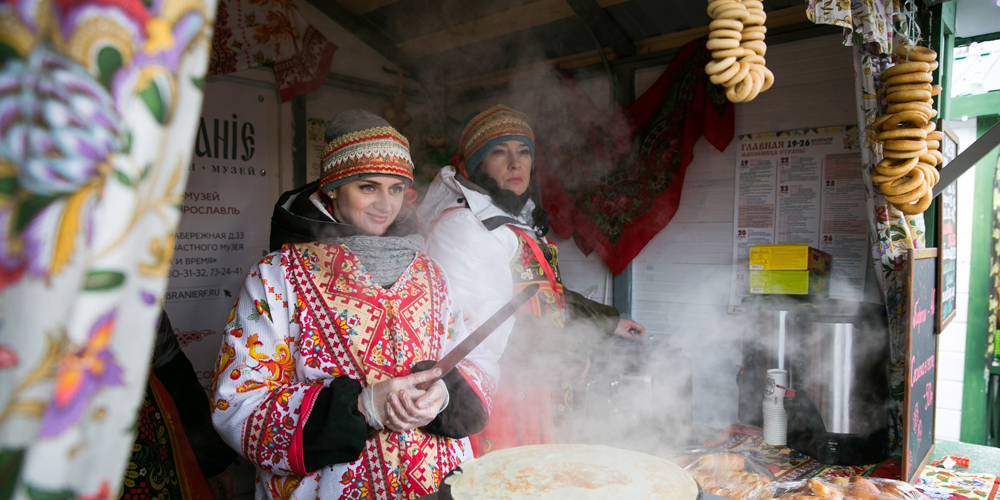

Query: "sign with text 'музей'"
left=164, top=82, right=270, bottom=390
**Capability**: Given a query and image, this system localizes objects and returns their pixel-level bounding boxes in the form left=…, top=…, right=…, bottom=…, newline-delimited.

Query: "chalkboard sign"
left=937, top=120, right=958, bottom=332
left=903, top=248, right=938, bottom=484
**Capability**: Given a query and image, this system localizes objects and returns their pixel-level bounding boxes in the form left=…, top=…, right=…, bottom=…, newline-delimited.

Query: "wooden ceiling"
left=307, top=0, right=828, bottom=98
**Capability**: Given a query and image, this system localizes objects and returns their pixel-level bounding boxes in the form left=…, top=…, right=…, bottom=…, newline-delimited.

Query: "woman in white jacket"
left=417, top=104, right=644, bottom=454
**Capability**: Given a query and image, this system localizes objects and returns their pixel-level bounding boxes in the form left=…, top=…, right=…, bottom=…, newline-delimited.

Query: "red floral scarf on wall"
left=535, top=38, right=734, bottom=274
left=209, top=0, right=336, bottom=102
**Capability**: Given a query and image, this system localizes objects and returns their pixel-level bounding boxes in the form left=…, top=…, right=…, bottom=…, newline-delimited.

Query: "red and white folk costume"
left=212, top=116, right=497, bottom=500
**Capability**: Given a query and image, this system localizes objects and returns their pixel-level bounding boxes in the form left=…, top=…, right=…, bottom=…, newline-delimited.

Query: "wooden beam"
left=566, top=0, right=635, bottom=58
left=304, top=0, right=421, bottom=79
left=338, top=0, right=399, bottom=16
left=446, top=5, right=807, bottom=92
left=397, top=0, right=631, bottom=58
left=637, top=4, right=807, bottom=53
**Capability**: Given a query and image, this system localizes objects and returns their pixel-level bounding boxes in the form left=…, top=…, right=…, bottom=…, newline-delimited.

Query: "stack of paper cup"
left=763, top=369, right=789, bottom=446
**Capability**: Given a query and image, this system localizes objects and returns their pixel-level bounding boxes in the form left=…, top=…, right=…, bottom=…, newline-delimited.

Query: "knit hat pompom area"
left=458, top=104, right=535, bottom=178
left=318, top=110, right=414, bottom=194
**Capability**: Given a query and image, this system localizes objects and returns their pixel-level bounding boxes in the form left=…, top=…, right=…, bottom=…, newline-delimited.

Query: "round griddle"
left=436, top=456, right=704, bottom=500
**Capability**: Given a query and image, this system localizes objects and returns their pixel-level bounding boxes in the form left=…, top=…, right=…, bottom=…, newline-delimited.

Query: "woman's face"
left=328, top=176, right=407, bottom=235
left=477, top=140, right=532, bottom=196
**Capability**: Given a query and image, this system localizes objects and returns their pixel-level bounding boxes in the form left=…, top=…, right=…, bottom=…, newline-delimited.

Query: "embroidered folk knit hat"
left=319, top=110, right=413, bottom=194
left=458, top=104, right=535, bottom=177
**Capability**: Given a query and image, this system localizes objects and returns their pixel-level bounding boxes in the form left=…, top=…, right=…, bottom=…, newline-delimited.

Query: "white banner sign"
left=728, top=125, right=868, bottom=311
left=164, top=83, right=271, bottom=389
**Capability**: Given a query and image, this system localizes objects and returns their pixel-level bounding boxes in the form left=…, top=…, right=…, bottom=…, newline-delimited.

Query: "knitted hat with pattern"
left=319, top=110, right=413, bottom=194
left=459, top=104, right=534, bottom=177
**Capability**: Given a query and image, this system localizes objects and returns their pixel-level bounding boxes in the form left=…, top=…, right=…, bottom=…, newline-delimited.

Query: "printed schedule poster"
left=164, top=83, right=271, bottom=390
left=729, top=126, right=868, bottom=311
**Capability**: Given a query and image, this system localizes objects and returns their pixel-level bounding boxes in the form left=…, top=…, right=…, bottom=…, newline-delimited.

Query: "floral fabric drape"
left=209, top=0, right=336, bottom=102
left=810, top=0, right=925, bottom=454
left=0, top=0, right=216, bottom=498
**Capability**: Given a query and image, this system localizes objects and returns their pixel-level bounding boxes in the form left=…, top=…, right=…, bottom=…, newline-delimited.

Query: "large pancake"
left=443, top=444, right=701, bottom=500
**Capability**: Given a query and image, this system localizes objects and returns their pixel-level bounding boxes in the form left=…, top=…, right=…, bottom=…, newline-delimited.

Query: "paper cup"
left=762, top=395, right=788, bottom=446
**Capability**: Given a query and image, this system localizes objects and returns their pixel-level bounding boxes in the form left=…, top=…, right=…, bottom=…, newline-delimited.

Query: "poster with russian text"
left=728, top=125, right=868, bottom=312
left=164, top=83, right=271, bottom=390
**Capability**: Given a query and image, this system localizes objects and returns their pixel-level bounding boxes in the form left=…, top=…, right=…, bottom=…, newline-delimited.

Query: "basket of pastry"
left=774, top=477, right=931, bottom=500
left=681, top=452, right=776, bottom=500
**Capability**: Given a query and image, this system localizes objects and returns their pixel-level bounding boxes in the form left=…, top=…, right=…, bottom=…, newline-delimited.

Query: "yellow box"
left=749, top=270, right=830, bottom=296
left=749, top=244, right=832, bottom=272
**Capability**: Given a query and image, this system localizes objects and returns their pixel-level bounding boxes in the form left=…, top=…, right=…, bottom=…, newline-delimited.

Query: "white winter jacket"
left=416, top=166, right=538, bottom=359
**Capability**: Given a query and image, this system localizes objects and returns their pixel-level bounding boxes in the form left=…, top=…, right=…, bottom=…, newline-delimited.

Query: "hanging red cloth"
left=209, top=0, right=336, bottom=102
left=535, top=38, right=734, bottom=274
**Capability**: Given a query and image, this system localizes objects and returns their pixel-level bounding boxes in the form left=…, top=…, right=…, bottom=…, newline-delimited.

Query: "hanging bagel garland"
left=872, top=44, right=943, bottom=215
left=704, top=0, right=773, bottom=103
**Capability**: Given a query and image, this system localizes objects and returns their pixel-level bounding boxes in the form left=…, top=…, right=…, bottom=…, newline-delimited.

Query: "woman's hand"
left=360, top=368, right=442, bottom=430
left=384, top=379, right=448, bottom=432
left=614, top=319, right=646, bottom=339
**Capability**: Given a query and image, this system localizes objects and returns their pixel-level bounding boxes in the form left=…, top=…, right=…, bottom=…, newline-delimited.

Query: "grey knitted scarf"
left=320, top=234, right=424, bottom=288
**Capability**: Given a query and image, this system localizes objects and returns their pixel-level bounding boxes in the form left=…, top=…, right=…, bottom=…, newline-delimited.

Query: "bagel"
left=895, top=189, right=933, bottom=214
left=884, top=139, right=928, bottom=152
left=715, top=5, right=751, bottom=22
left=713, top=47, right=746, bottom=58
left=919, top=153, right=939, bottom=167
left=877, top=128, right=927, bottom=141
left=886, top=90, right=932, bottom=103
left=885, top=183, right=927, bottom=205
left=928, top=60, right=939, bottom=71
left=887, top=102, right=933, bottom=115
left=707, top=37, right=741, bottom=51
left=876, top=157, right=919, bottom=177
left=872, top=172, right=905, bottom=183
left=886, top=72, right=934, bottom=85
left=884, top=110, right=929, bottom=129
left=916, top=162, right=939, bottom=186
left=710, top=60, right=742, bottom=85
left=883, top=147, right=928, bottom=159
left=743, top=25, right=766, bottom=33
left=894, top=44, right=938, bottom=63
left=873, top=114, right=893, bottom=131
left=921, top=121, right=937, bottom=132
left=759, top=66, right=774, bottom=92
left=710, top=19, right=744, bottom=32
left=723, top=61, right=751, bottom=87
left=745, top=66, right=764, bottom=101
left=887, top=83, right=932, bottom=93
left=740, top=54, right=766, bottom=66
left=745, top=11, right=766, bottom=25
left=880, top=167, right=925, bottom=195
left=741, top=31, right=766, bottom=41
left=926, top=131, right=944, bottom=141
left=929, top=149, right=944, bottom=164
left=881, top=61, right=932, bottom=80
left=741, top=40, right=767, bottom=56
left=925, top=139, right=940, bottom=150
left=706, top=57, right=738, bottom=76
left=931, top=84, right=943, bottom=96
left=710, top=29, right=743, bottom=40
left=726, top=77, right=753, bottom=102
left=741, top=0, right=764, bottom=9
left=707, top=0, right=739, bottom=17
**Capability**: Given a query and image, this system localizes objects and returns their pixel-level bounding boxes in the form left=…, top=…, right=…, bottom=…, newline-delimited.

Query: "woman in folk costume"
left=416, top=104, right=645, bottom=454
left=211, top=110, right=498, bottom=500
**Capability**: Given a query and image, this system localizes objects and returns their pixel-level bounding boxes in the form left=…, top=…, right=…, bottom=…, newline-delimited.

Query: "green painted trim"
left=941, top=1, right=956, bottom=37
left=956, top=31, right=1000, bottom=47
left=950, top=93, right=1000, bottom=122
left=961, top=116, right=1000, bottom=444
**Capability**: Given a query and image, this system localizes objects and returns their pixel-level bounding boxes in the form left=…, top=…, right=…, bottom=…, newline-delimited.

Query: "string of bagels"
left=704, top=0, right=773, bottom=103
left=872, top=44, right=942, bottom=216
left=705, top=0, right=942, bottom=215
